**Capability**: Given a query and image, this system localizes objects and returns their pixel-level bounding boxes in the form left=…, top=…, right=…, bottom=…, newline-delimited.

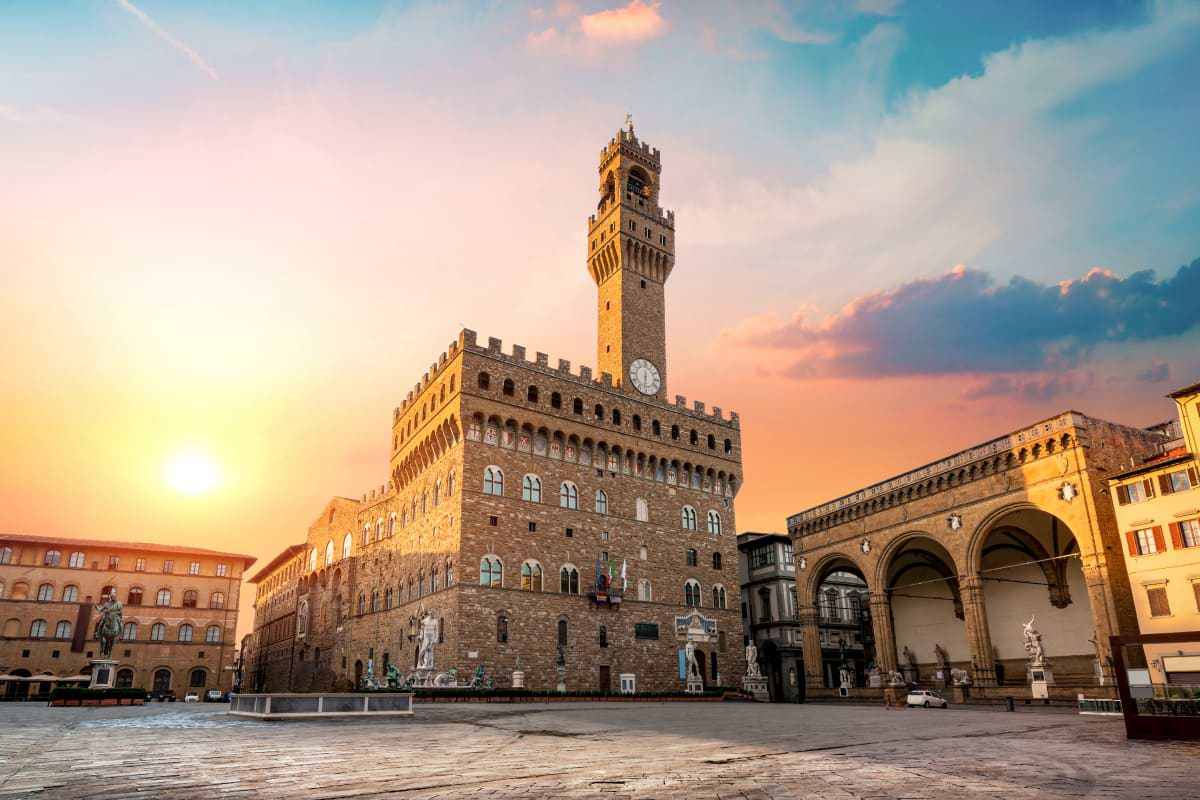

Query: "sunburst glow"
left=165, top=449, right=221, bottom=495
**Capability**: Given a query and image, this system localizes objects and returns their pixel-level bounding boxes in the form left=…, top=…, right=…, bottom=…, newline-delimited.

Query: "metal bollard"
left=1005, top=696, right=1015, bottom=712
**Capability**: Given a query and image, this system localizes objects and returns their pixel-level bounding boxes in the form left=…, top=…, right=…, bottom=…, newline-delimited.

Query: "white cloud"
left=115, top=0, right=219, bottom=80
left=855, top=0, right=903, bottom=17
left=579, top=1, right=668, bottom=43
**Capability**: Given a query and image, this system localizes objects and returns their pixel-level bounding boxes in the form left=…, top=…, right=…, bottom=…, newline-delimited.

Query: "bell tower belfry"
left=587, top=119, right=675, bottom=400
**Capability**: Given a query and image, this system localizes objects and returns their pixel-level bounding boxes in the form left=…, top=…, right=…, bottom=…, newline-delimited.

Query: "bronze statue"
left=93, top=590, right=123, bottom=659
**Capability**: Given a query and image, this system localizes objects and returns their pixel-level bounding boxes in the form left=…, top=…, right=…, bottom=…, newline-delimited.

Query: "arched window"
left=707, top=511, right=722, bottom=535
left=29, top=619, right=47, bottom=638
left=633, top=414, right=641, bottom=431
left=558, top=618, right=568, bottom=647
left=724, top=438, right=732, bottom=454
left=101, top=584, right=115, bottom=601
left=595, top=489, right=608, bottom=515
left=497, top=612, right=509, bottom=643
left=325, top=540, right=334, bottom=566
left=342, top=533, right=352, bottom=560
left=0, top=546, right=10, bottom=565
left=559, top=481, right=578, bottom=510
left=550, top=392, right=562, bottom=409
left=652, top=420, right=661, bottom=436
left=357, top=593, right=366, bottom=615
left=421, top=492, right=428, bottom=514
left=36, top=583, right=54, bottom=602
left=431, top=564, right=440, bottom=592
left=712, top=585, right=727, bottom=609
left=54, top=620, right=71, bottom=639
left=189, top=668, right=207, bottom=688
left=62, top=585, right=79, bottom=602
left=477, top=372, right=490, bottom=390
left=210, top=592, right=225, bottom=609
left=153, top=668, right=171, bottom=693
left=573, top=398, right=583, bottom=415
left=447, top=470, right=456, bottom=496
left=68, top=551, right=85, bottom=568
left=309, top=548, right=318, bottom=571
left=371, top=590, right=380, bottom=612
left=480, top=556, right=503, bottom=587
left=178, top=624, right=193, bottom=642
left=484, top=466, right=504, bottom=496
left=182, top=590, right=198, bottom=608
left=712, top=552, right=722, bottom=570
left=156, top=589, right=171, bottom=607
left=522, top=474, right=542, bottom=503
left=612, top=409, right=621, bottom=425
left=681, top=506, right=697, bottom=530
left=707, top=434, right=715, bottom=450
left=43, top=549, right=62, bottom=567
left=116, top=668, right=135, bottom=688
left=527, top=385, right=539, bottom=403
left=684, top=580, right=701, bottom=608
left=150, top=623, right=166, bottom=641
left=670, top=425, right=680, bottom=440
left=433, top=482, right=440, bottom=507
left=639, top=545, right=648, bottom=561
left=637, top=579, right=652, bottom=601
left=599, top=624, right=608, bottom=648
left=121, top=622, right=138, bottom=640
left=297, top=600, right=309, bottom=636
left=126, top=587, right=143, bottom=606
left=521, top=561, right=543, bottom=591
left=636, top=498, right=649, bottom=522
left=445, top=557, right=454, bottom=587
left=689, top=429, right=698, bottom=445
left=502, top=378, right=515, bottom=396
left=559, top=565, right=580, bottom=594
left=686, top=548, right=698, bottom=566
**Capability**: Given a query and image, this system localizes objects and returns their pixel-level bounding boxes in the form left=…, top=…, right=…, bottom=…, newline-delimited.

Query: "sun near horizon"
left=164, top=449, right=221, bottom=495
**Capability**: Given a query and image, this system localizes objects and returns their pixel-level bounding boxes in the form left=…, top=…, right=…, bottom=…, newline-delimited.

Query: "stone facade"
left=0, top=534, right=254, bottom=697
left=787, top=411, right=1164, bottom=697
left=250, top=125, right=746, bottom=693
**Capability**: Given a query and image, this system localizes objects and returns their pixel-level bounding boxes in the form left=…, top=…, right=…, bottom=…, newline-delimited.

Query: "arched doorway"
left=695, top=648, right=707, bottom=686
left=975, top=508, right=1096, bottom=685
left=153, top=668, right=171, bottom=694
left=810, top=558, right=874, bottom=688
left=882, top=536, right=964, bottom=686
left=116, top=668, right=134, bottom=688
left=354, top=659, right=363, bottom=688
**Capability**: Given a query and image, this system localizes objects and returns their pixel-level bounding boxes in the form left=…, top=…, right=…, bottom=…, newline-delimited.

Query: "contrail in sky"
left=115, top=0, right=219, bottom=80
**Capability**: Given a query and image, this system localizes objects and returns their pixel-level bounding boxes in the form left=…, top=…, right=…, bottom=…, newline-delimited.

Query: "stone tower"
left=587, top=121, right=675, bottom=401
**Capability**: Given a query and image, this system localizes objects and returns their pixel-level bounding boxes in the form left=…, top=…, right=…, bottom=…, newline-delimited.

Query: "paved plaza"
left=0, top=701, right=1196, bottom=799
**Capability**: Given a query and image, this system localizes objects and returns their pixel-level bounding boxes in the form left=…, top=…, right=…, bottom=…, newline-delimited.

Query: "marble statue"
left=903, top=645, right=917, bottom=668
left=950, top=667, right=971, bottom=686
left=364, top=656, right=379, bottom=690
left=933, top=643, right=949, bottom=666
left=417, top=612, right=437, bottom=670
left=93, top=590, right=123, bottom=660
left=887, top=670, right=906, bottom=687
left=745, top=642, right=762, bottom=678
left=838, top=666, right=852, bottom=689
left=684, top=640, right=700, bottom=679
left=1022, top=616, right=1045, bottom=663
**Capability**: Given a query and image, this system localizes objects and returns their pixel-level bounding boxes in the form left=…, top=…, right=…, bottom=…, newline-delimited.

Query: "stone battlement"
left=601, top=128, right=660, bottom=165
left=393, top=339, right=462, bottom=422
left=458, top=328, right=738, bottom=430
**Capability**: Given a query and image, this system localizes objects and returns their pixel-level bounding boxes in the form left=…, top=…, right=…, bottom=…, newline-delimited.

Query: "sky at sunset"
left=3, top=0, right=1199, bottom=639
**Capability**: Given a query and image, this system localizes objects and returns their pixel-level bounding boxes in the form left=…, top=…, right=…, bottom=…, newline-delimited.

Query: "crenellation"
left=535, top=352, right=549, bottom=367
left=693, top=401, right=705, bottom=414
left=512, top=344, right=526, bottom=361
left=580, top=366, right=593, bottom=382
left=558, top=358, right=571, bottom=373
left=675, top=395, right=686, bottom=407
left=600, top=372, right=613, bottom=387
left=488, top=336, right=502, bottom=352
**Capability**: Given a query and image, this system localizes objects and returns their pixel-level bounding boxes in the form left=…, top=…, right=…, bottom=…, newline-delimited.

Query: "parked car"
left=153, top=690, right=176, bottom=702
left=907, top=690, right=948, bottom=708
left=205, top=689, right=227, bottom=703
left=184, top=691, right=200, bottom=703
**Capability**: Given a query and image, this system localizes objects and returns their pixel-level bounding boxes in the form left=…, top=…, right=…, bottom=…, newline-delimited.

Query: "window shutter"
left=1126, top=530, right=1138, bottom=556
left=1116, top=485, right=1130, bottom=506
left=1152, top=526, right=1166, bottom=553
left=1159, top=474, right=1174, bottom=496
left=1189, top=466, right=1199, bottom=487
left=1170, top=522, right=1183, bottom=550
left=1143, top=478, right=1156, bottom=498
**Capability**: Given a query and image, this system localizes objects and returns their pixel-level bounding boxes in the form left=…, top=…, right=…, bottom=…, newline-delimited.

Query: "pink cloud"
left=580, top=0, right=667, bottom=43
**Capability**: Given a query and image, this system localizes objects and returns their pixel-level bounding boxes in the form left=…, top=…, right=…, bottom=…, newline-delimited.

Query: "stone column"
left=798, top=606, right=824, bottom=689
left=960, top=575, right=997, bottom=687
left=868, top=593, right=897, bottom=674
left=1080, top=554, right=1119, bottom=684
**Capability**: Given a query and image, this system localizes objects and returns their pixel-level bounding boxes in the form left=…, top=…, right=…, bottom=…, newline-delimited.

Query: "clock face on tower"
left=629, top=359, right=661, bottom=396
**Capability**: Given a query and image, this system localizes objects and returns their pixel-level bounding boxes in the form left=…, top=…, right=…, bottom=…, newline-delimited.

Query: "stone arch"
left=803, top=551, right=871, bottom=606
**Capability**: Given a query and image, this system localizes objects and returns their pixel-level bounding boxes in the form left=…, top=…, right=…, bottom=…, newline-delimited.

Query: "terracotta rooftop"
left=0, top=533, right=257, bottom=566
left=1167, top=381, right=1200, bottom=399
left=247, top=544, right=307, bottom=584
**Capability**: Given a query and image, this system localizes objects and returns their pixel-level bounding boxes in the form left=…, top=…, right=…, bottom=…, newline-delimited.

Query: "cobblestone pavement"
left=0, top=701, right=1196, bottom=799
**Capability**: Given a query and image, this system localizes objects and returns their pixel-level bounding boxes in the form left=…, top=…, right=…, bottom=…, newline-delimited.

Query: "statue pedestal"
left=902, top=666, right=918, bottom=685
left=411, top=668, right=435, bottom=688
left=556, top=666, right=566, bottom=694
left=89, top=659, right=117, bottom=689
left=686, top=676, right=704, bottom=695
left=511, top=671, right=524, bottom=689
left=742, top=675, right=769, bottom=701
left=1029, top=662, right=1054, bottom=699
left=867, top=672, right=882, bottom=688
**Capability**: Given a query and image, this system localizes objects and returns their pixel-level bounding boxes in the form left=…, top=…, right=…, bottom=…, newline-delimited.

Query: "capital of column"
left=868, top=593, right=890, bottom=611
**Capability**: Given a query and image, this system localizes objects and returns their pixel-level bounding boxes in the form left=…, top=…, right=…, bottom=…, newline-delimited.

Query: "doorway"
left=598, top=665, right=611, bottom=692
